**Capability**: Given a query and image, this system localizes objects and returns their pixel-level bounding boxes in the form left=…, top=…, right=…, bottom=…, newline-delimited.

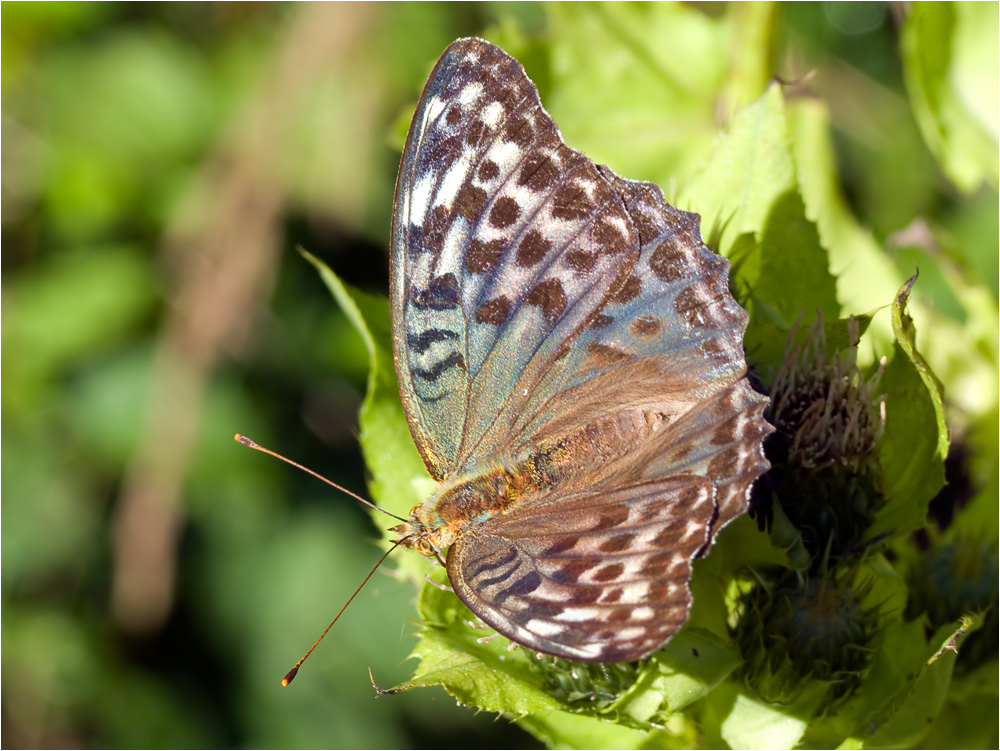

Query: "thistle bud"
left=527, top=653, right=642, bottom=710
left=735, top=570, right=878, bottom=707
left=906, top=539, right=998, bottom=669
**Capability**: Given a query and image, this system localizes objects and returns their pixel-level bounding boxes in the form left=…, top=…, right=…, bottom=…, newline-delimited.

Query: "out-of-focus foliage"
left=2, top=3, right=996, bottom=749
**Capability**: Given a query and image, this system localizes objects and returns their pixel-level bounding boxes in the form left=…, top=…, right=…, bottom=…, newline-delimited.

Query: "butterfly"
left=388, top=38, right=772, bottom=664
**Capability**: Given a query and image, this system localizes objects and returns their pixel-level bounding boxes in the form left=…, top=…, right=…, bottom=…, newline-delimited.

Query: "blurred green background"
left=2, top=2, right=996, bottom=748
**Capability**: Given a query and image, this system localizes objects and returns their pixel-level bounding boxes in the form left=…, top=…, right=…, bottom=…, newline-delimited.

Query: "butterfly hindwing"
left=447, top=476, right=716, bottom=663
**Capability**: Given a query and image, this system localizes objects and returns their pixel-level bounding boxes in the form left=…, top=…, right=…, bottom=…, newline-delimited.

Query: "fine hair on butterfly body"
left=389, top=38, right=772, bottom=664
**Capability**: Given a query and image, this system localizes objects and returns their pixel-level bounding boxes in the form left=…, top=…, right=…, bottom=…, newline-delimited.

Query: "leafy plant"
left=313, top=5, right=997, bottom=749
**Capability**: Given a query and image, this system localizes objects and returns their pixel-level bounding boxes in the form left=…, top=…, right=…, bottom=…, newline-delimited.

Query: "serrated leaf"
left=404, top=574, right=741, bottom=739
left=399, top=581, right=560, bottom=714
left=683, top=85, right=796, bottom=257
left=872, top=274, right=949, bottom=541
left=786, top=97, right=903, bottom=354
left=681, top=85, right=839, bottom=366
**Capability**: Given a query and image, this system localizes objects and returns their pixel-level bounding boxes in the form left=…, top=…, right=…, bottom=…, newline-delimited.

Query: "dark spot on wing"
left=476, top=296, right=513, bottom=324
left=466, top=238, right=504, bottom=273
left=517, top=229, right=550, bottom=267
left=490, top=196, right=521, bottom=228
left=412, top=273, right=460, bottom=310
left=526, top=278, right=566, bottom=322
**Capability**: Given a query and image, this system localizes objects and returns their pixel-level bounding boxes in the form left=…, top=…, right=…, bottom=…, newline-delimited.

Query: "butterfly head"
left=391, top=503, right=451, bottom=561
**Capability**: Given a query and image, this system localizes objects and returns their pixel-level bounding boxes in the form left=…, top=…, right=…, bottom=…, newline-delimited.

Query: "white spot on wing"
left=438, top=220, right=467, bottom=277
left=482, top=101, right=504, bottom=126
left=617, top=626, right=646, bottom=641
left=554, top=608, right=599, bottom=623
left=436, top=151, right=472, bottom=208
left=622, top=581, right=650, bottom=603
left=525, top=619, right=566, bottom=638
left=459, top=82, right=483, bottom=106
left=413, top=339, right=457, bottom=371
left=607, top=214, right=630, bottom=239
left=409, top=172, right=435, bottom=227
left=631, top=606, right=654, bottom=621
left=572, top=643, right=605, bottom=659
left=425, top=96, right=446, bottom=126
left=684, top=519, right=704, bottom=540
left=486, top=140, right=522, bottom=171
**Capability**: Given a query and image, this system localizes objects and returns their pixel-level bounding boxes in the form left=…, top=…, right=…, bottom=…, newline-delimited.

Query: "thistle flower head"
left=765, top=314, right=887, bottom=558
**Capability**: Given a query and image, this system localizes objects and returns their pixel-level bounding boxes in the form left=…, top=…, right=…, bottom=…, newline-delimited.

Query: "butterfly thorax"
left=392, top=458, right=547, bottom=558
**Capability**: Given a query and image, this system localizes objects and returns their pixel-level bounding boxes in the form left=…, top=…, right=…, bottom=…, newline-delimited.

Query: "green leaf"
left=787, top=97, right=904, bottom=352
left=917, top=656, right=999, bottom=749
left=814, top=608, right=982, bottom=747
left=864, top=616, right=980, bottom=748
left=305, top=252, right=431, bottom=584
left=719, top=686, right=825, bottom=750
left=872, top=273, right=949, bottom=541
left=646, top=628, right=742, bottom=716
left=400, top=579, right=557, bottom=708
left=518, top=710, right=651, bottom=750
left=403, top=572, right=741, bottom=742
left=546, top=3, right=729, bottom=189
left=683, top=85, right=797, bottom=257
left=682, top=85, right=839, bottom=367
left=742, top=189, right=841, bottom=357
left=901, top=2, right=999, bottom=192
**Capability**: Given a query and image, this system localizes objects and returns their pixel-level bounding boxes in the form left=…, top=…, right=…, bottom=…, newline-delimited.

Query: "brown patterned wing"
left=446, top=476, right=716, bottom=663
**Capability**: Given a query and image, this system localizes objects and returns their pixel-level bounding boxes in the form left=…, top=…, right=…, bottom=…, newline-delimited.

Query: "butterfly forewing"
left=392, top=39, right=640, bottom=478
left=510, top=173, right=771, bottom=533
left=390, top=38, right=773, bottom=664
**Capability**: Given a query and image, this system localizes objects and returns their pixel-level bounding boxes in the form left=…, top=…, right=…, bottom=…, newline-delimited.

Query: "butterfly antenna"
left=234, top=434, right=406, bottom=523
left=282, top=542, right=400, bottom=686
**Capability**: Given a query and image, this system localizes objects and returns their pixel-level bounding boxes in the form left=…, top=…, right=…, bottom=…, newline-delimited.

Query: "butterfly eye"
left=414, top=538, right=435, bottom=557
